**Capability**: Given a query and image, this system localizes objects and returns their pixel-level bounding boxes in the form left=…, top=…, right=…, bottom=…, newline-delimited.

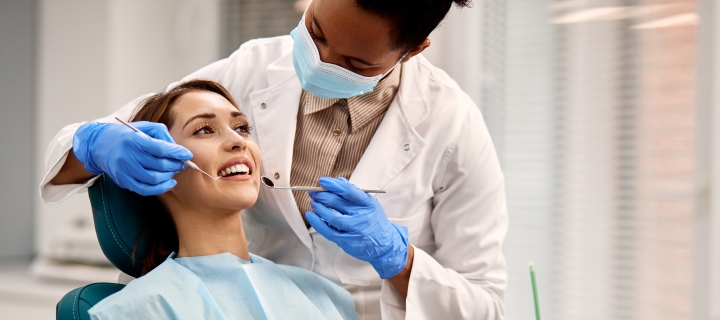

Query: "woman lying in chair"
left=87, top=79, right=359, bottom=320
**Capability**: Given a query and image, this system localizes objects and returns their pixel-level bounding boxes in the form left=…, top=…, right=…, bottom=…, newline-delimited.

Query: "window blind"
left=478, top=0, right=698, bottom=319
left=499, top=1, right=559, bottom=319
left=220, top=0, right=302, bottom=56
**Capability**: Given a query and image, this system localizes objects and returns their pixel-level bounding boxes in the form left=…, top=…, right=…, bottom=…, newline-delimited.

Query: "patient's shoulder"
left=88, top=259, right=224, bottom=319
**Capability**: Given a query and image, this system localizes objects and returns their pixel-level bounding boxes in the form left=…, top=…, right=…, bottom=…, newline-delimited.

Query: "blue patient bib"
left=87, top=253, right=359, bottom=320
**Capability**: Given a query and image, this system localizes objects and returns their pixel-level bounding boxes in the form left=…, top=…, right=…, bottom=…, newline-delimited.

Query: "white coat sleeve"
left=379, top=108, right=509, bottom=320
left=39, top=56, right=235, bottom=204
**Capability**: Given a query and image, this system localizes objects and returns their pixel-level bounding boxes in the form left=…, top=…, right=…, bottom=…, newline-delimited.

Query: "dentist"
left=42, top=0, right=508, bottom=319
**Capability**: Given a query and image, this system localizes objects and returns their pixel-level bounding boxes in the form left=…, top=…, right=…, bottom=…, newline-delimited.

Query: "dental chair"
left=56, top=174, right=162, bottom=320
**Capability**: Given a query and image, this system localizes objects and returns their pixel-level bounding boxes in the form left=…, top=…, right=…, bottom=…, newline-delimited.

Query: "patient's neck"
left=164, top=201, right=250, bottom=261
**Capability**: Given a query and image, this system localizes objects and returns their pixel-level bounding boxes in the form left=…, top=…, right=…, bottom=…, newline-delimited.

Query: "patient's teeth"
left=218, top=163, right=252, bottom=177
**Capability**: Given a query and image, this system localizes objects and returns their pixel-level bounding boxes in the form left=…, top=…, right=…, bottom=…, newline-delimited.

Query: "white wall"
left=35, top=0, right=222, bottom=251
left=705, top=0, right=720, bottom=318
left=423, top=6, right=483, bottom=105
left=0, top=0, right=37, bottom=259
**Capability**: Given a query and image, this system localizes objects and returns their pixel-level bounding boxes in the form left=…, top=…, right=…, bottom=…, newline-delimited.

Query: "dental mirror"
left=261, top=176, right=385, bottom=193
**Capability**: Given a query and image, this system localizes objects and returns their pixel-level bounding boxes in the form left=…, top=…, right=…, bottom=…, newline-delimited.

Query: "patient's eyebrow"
left=231, top=111, right=244, bottom=118
left=183, top=113, right=215, bottom=130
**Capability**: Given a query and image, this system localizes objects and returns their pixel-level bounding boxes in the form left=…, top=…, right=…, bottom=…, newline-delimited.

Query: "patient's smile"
left=219, top=164, right=250, bottom=177
left=217, top=157, right=254, bottom=181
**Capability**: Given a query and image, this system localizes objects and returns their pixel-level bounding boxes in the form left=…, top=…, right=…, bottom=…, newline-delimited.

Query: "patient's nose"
left=225, top=128, right=247, bottom=151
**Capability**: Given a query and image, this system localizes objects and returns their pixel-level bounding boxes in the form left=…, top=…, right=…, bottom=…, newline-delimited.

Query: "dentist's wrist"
left=51, top=148, right=97, bottom=185
left=388, top=244, right=415, bottom=298
left=371, top=224, right=409, bottom=279
left=73, top=122, right=110, bottom=175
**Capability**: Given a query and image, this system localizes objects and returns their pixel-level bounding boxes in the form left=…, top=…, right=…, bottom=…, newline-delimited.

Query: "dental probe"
left=114, top=117, right=219, bottom=180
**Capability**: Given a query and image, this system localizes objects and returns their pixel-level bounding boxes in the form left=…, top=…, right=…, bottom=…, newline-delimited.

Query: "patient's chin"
left=218, top=186, right=258, bottom=210
left=169, top=172, right=259, bottom=212
left=230, top=194, right=257, bottom=209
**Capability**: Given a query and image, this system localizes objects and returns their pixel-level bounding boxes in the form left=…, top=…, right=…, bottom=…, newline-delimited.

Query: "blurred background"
left=0, top=0, right=717, bottom=319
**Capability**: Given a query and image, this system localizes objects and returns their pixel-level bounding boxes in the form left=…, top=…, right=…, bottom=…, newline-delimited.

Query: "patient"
left=88, top=79, right=359, bottom=320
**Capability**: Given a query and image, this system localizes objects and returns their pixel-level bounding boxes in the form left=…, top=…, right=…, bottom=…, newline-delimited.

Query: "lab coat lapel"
left=248, top=52, right=313, bottom=252
left=349, top=59, right=428, bottom=191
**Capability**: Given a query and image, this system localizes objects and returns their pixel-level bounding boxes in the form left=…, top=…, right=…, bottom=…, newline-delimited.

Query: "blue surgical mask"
left=290, top=15, right=404, bottom=99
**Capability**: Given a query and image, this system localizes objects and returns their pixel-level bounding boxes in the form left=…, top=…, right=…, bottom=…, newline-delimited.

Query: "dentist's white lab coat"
left=40, top=36, right=508, bottom=320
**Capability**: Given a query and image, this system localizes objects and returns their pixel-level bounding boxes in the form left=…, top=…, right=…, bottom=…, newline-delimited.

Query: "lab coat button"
left=332, top=129, right=341, bottom=136
left=274, top=172, right=280, bottom=179
left=260, top=102, right=267, bottom=109
left=403, top=144, right=410, bottom=151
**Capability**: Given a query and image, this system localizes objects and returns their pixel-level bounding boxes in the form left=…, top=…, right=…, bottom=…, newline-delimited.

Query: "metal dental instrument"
left=114, top=117, right=219, bottom=180
left=261, top=176, right=386, bottom=193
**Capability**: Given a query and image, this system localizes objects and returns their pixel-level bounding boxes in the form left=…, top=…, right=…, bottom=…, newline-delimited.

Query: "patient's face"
left=162, top=90, right=261, bottom=212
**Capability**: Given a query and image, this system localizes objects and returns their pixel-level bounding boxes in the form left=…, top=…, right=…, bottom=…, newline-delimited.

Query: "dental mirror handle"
left=262, top=175, right=385, bottom=194
left=290, top=186, right=386, bottom=194
left=114, top=117, right=218, bottom=179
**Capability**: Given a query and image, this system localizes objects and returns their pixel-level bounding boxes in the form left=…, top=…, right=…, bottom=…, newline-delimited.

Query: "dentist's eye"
left=347, top=60, right=371, bottom=73
left=193, top=123, right=215, bottom=135
left=235, top=123, right=253, bottom=135
left=308, top=27, right=327, bottom=45
left=349, top=65, right=366, bottom=73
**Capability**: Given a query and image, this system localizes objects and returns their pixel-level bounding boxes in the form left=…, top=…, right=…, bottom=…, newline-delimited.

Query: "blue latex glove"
left=73, top=121, right=193, bottom=196
left=305, top=177, right=409, bottom=279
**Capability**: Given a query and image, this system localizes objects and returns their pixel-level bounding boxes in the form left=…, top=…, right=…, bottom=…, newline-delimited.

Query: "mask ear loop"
left=378, top=52, right=409, bottom=80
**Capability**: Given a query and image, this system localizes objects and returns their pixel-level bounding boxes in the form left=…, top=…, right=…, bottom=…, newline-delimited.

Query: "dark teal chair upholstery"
left=56, top=283, right=125, bottom=320
left=56, top=174, right=158, bottom=320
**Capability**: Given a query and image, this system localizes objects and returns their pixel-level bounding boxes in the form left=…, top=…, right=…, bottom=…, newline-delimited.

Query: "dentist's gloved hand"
left=73, top=121, right=193, bottom=196
left=305, top=177, right=409, bottom=279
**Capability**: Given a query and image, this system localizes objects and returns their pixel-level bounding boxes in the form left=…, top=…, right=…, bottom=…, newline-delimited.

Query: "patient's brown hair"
left=130, top=79, right=240, bottom=275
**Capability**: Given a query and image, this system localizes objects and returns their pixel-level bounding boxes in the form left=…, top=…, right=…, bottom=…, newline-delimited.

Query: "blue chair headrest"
left=88, top=174, right=160, bottom=278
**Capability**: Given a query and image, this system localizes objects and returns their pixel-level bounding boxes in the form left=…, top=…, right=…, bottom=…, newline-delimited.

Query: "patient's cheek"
left=173, top=169, right=192, bottom=187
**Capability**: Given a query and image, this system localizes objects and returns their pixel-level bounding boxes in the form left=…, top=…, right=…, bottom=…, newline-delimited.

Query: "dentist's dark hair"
left=355, top=0, right=472, bottom=51
left=130, top=79, right=240, bottom=275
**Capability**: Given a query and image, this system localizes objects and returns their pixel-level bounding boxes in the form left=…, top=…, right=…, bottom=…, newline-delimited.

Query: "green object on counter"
left=530, top=262, right=541, bottom=320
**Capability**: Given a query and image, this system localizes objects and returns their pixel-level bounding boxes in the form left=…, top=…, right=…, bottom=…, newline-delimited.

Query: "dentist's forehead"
left=311, top=0, right=396, bottom=64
